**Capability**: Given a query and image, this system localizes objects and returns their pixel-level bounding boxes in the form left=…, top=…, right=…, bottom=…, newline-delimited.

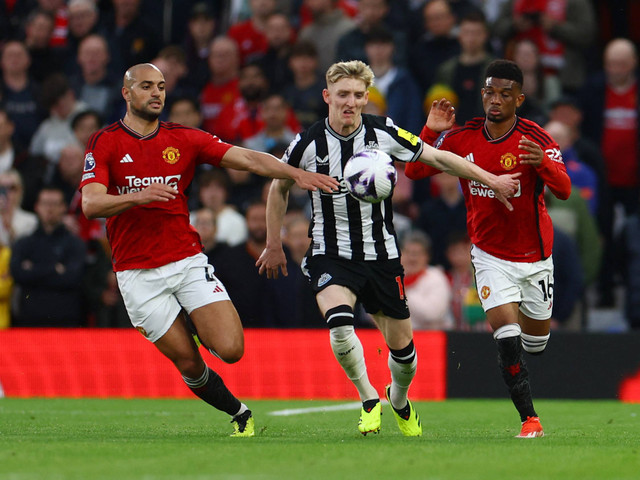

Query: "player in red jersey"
left=80, top=63, right=338, bottom=437
left=406, top=59, right=571, bottom=438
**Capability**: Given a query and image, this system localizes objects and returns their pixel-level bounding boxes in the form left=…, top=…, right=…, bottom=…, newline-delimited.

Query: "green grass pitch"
left=1, top=398, right=638, bottom=479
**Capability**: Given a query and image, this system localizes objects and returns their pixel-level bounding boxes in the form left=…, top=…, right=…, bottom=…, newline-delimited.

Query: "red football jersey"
left=79, top=121, right=233, bottom=271
left=405, top=117, right=571, bottom=262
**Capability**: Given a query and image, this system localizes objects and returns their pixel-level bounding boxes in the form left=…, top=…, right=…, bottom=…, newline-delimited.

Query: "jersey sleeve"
left=404, top=124, right=445, bottom=180
left=194, top=128, right=234, bottom=166
left=384, top=117, right=424, bottom=163
left=79, top=131, right=111, bottom=191
left=535, top=137, right=572, bottom=200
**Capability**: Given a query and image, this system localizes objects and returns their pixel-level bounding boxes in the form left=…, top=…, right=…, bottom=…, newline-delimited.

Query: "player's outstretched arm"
left=419, top=145, right=521, bottom=211
left=256, top=178, right=293, bottom=279
left=82, top=182, right=177, bottom=219
left=220, top=146, right=338, bottom=193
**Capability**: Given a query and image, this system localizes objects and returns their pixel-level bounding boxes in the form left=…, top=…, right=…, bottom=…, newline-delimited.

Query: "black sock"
left=185, top=367, right=241, bottom=416
left=362, top=398, right=379, bottom=412
left=496, top=336, right=537, bottom=422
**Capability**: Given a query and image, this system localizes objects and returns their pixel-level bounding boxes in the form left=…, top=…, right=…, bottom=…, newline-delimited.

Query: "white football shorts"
left=471, top=245, right=554, bottom=320
left=116, top=253, right=231, bottom=342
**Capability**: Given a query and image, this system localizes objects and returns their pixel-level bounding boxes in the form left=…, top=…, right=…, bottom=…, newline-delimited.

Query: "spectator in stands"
left=548, top=95, right=608, bottom=230
left=214, top=62, right=300, bottom=144
left=182, top=2, right=219, bottom=92
left=152, top=45, right=198, bottom=120
left=492, top=0, right=596, bottom=94
left=0, top=169, right=38, bottom=246
left=511, top=38, right=561, bottom=114
left=620, top=206, right=640, bottom=330
left=10, top=186, right=86, bottom=327
left=23, top=9, right=66, bottom=82
left=67, top=0, right=102, bottom=56
left=193, top=206, right=229, bottom=266
left=282, top=40, right=328, bottom=130
left=414, top=172, right=467, bottom=269
left=168, top=96, right=203, bottom=129
left=0, top=41, right=43, bottom=149
left=51, top=143, right=85, bottom=205
left=243, top=93, right=298, bottom=153
left=445, top=231, right=487, bottom=331
left=544, top=120, right=598, bottom=216
left=36, top=0, right=69, bottom=48
left=280, top=210, right=326, bottom=327
left=70, top=34, right=119, bottom=122
left=255, top=12, right=295, bottom=93
left=29, top=73, right=87, bottom=184
left=227, top=0, right=275, bottom=65
left=336, top=0, right=408, bottom=67
left=298, top=0, right=355, bottom=73
left=579, top=38, right=640, bottom=308
left=409, top=0, right=461, bottom=97
left=200, top=36, right=241, bottom=135
left=192, top=169, right=247, bottom=247
left=401, top=230, right=453, bottom=330
left=0, top=109, right=22, bottom=174
left=545, top=186, right=602, bottom=290
left=213, top=200, right=298, bottom=327
left=0, top=235, right=12, bottom=329
left=363, top=25, right=423, bottom=133
left=551, top=225, right=585, bottom=330
left=433, top=11, right=494, bottom=125
left=101, top=0, right=161, bottom=75
left=71, top=109, right=103, bottom=148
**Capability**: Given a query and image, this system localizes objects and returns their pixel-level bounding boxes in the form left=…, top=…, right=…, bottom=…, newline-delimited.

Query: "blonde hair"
left=326, top=60, right=375, bottom=89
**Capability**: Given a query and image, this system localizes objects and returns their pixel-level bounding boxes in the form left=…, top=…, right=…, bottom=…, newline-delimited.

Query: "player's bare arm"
left=81, top=182, right=176, bottom=219
left=220, top=146, right=338, bottom=193
left=418, top=145, right=521, bottom=211
left=255, top=178, right=293, bottom=279
left=517, top=135, right=544, bottom=166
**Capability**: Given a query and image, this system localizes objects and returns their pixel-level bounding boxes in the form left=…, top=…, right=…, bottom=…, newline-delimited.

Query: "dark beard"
left=131, top=104, right=161, bottom=122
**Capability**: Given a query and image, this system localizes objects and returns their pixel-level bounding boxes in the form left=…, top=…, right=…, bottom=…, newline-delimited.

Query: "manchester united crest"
left=480, top=285, right=491, bottom=300
left=500, top=152, right=517, bottom=170
left=136, top=326, right=148, bottom=337
left=162, top=146, right=180, bottom=164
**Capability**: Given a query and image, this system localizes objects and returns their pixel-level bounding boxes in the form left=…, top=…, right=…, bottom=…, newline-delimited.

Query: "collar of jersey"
left=482, top=116, right=519, bottom=143
left=325, top=117, right=363, bottom=141
left=119, top=119, right=161, bottom=140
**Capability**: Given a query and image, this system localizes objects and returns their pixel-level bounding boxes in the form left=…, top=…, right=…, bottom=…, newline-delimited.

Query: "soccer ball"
left=343, top=149, right=397, bottom=203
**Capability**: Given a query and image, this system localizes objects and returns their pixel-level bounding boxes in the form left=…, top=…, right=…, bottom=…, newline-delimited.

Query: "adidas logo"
left=120, top=154, right=133, bottom=163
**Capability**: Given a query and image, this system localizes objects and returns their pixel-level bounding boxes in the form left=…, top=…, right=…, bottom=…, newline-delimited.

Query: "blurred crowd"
left=0, top=0, right=639, bottom=331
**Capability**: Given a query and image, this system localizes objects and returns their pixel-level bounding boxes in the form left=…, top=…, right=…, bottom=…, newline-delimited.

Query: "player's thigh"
left=518, top=255, right=554, bottom=322
left=472, top=245, right=523, bottom=313
left=371, top=314, right=413, bottom=350
left=154, top=312, right=204, bottom=378
left=519, top=312, right=551, bottom=336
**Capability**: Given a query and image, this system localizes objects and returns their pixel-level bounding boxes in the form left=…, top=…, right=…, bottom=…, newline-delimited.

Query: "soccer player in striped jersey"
left=80, top=63, right=339, bottom=437
left=256, top=60, right=520, bottom=436
left=406, top=59, right=572, bottom=438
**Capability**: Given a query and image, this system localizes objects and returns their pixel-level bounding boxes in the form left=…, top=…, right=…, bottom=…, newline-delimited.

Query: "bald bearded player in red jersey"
left=80, top=63, right=338, bottom=437
left=406, top=60, right=571, bottom=438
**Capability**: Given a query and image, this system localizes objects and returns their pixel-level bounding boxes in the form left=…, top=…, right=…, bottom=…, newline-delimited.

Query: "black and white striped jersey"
left=282, top=114, right=424, bottom=261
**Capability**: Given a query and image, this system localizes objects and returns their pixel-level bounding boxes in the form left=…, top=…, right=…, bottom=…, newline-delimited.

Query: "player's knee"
left=177, top=357, right=206, bottom=379
left=325, top=305, right=355, bottom=330
left=521, top=332, right=550, bottom=355
left=330, top=324, right=355, bottom=343
left=214, top=342, right=244, bottom=364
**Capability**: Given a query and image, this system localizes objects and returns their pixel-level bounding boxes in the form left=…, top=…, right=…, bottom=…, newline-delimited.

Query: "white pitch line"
left=268, top=400, right=389, bottom=417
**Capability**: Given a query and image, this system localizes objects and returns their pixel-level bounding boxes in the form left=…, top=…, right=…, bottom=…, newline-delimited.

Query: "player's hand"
left=293, top=170, right=339, bottom=193
left=134, top=183, right=177, bottom=205
left=491, top=172, right=522, bottom=212
left=518, top=135, right=544, bottom=167
left=256, top=246, right=288, bottom=279
left=426, top=98, right=456, bottom=133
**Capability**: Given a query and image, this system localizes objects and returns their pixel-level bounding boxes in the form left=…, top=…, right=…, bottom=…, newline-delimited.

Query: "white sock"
left=388, top=344, right=417, bottom=409
left=330, top=326, right=378, bottom=401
